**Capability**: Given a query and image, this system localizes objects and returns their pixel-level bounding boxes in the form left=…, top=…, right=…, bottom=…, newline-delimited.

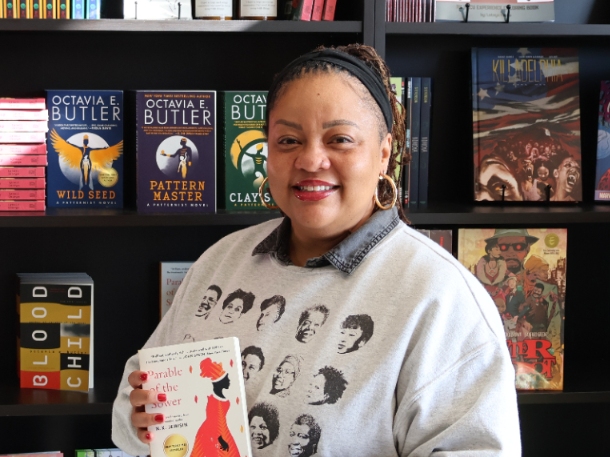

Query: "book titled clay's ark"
left=140, top=337, right=252, bottom=457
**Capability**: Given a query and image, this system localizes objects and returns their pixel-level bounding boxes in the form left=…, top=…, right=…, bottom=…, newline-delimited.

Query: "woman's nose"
left=294, top=141, right=330, bottom=171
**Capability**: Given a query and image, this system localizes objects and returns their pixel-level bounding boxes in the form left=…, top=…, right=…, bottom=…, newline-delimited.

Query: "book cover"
left=0, top=155, right=47, bottom=166
left=56, top=0, right=70, bottom=18
left=0, top=143, right=46, bottom=155
left=0, top=189, right=45, bottom=200
left=46, top=90, right=124, bottom=208
left=0, top=132, right=46, bottom=143
left=0, top=120, right=48, bottom=132
left=222, top=91, right=272, bottom=211
left=321, top=0, right=336, bottom=20
left=472, top=47, right=581, bottom=202
left=139, top=337, right=252, bottom=457
left=0, top=200, right=45, bottom=211
left=71, top=0, right=83, bottom=18
left=418, top=77, right=432, bottom=206
left=0, top=166, right=45, bottom=178
left=390, top=76, right=406, bottom=205
left=457, top=228, right=566, bottom=390
left=17, top=273, right=94, bottom=391
left=159, top=261, right=193, bottom=319
left=31, top=0, right=45, bottom=18
left=123, top=0, right=193, bottom=19
left=86, top=0, right=100, bottom=18
left=136, top=90, right=216, bottom=213
left=416, top=228, right=453, bottom=254
left=292, top=0, right=313, bottom=20
left=436, top=0, right=554, bottom=23
left=595, top=80, right=610, bottom=201
left=0, top=177, right=45, bottom=188
left=3, top=1, right=15, bottom=18
left=311, top=0, right=323, bottom=20
left=17, top=0, right=31, bottom=17
left=43, top=0, right=55, bottom=17
left=408, top=76, right=421, bottom=208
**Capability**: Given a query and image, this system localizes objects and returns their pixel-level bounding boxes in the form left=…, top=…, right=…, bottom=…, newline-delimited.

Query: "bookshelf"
left=1, top=0, right=609, bottom=455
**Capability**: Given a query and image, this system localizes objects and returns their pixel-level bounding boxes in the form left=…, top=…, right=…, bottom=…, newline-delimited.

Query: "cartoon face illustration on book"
left=230, top=130, right=268, bottom=190
left=157, top=136, right=199, bottom=179
left=50, top=129, right=123, bottom=191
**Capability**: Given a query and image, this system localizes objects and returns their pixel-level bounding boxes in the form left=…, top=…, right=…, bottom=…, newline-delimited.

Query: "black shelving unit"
left=1, top=0, right=610, bottom=455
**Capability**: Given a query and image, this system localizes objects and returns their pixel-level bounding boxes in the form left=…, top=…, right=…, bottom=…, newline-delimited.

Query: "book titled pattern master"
left=46, top=90, right=124, bottom=208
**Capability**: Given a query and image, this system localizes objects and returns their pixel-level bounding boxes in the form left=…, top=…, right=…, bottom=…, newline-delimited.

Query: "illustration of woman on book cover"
left=191, top=358, right=241, bottom=457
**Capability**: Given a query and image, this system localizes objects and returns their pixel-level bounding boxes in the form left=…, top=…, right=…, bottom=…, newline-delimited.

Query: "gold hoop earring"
left=258, top=176, right=279, bottom=210
left=374, top=174, right=397, bottom=210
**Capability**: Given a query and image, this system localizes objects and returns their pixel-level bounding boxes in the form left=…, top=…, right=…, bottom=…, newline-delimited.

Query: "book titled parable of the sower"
left=137, top=91, right=216, bottom=213
left=140, top=337, right=252, bottom=457
left=46, top=90, right=124, bottom=208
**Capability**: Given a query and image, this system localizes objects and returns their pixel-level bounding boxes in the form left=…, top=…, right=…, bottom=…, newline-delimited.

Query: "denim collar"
left=252, top=207, right=401, bottom=275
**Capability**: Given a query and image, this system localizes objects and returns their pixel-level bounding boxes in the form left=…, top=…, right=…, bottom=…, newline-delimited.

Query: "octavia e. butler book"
left=136, top=91, right=216, bottom=213
left=140, top=337, right=252, bottom=457
left=472, top=47, right=581, bottom=202
left=457, top=228, right=567, bottom=390
left=222, top=91, right=274, bottom=211
left=46, top=90, right=124, bottom=208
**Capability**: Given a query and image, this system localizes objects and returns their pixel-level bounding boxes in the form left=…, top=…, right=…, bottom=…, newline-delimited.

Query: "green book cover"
left=223, top=91, right=274, bottom=211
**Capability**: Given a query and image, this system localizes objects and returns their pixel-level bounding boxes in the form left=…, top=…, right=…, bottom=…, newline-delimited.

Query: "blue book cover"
left=595, top=80, right=610, bottom=201
left=46, top=90, right=124, bottom=208
left=72, top=0, right=85, bottom=18
left=418, top=77, right=432, bottom=207
left=472, top=47, right=581, bottom=202
left=86, top=0, right=100, bottom=19
left=408, top=77, right=421, bottom=208
left=136, top=90, right=216, bottom=213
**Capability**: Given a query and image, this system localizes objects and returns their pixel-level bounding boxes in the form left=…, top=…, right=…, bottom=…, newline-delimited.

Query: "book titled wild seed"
left=137, top=91, right=216, bottom=213
left=223, top=91, right=275, bottom=210
left=140, top=337, right=252, bottom=457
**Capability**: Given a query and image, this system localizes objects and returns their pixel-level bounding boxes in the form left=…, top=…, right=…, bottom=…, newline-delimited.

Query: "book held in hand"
left=457, top=228, right=566, bottom=390
left=472, top=47, right=581, bottom=202
left=140, top=337, right=252, bottom=457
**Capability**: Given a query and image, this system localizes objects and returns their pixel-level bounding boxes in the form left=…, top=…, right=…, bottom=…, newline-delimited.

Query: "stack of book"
left=285, top=0, right=337, bottom=21
left=1, top=1, right=101, bottom=19
left=386, top=0, right=435, bottom=22
left=76, top=449, right=141, bottom=457
left=16, top=272, right=94, bottom=392
left=0, top=97, right=48, bottom=212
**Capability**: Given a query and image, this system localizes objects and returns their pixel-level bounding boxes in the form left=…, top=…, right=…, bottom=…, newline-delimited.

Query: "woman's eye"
left=331, top=136, right=352, bottom=144
left=278, top=137, right=299, bottom=145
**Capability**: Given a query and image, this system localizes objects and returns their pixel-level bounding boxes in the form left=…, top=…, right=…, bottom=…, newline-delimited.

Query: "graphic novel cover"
left=17, top=272, right=94, bottom=391
left=159, top=261, right=194, bottom=319
left=595, top=80, right=610, bottom=201
left=457, top=228, right=567, bottom=390
left=436, top=0, right=554, bottom=23
left=472, top=47, right=581, bottom=202
left=140, top=337, right=252, bottom=457
left=222, top=91, right=272, bottom=211
left=137, top=90, right=216, bottom=213
left=46, top=90, right=124, bottom=208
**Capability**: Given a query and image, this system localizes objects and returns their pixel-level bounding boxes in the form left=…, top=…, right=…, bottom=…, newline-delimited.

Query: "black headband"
left=268, top=48, right=394, bottom=132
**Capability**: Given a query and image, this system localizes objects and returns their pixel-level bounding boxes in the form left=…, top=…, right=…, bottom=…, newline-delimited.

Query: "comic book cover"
left=595, top=80, right=610, bottom=201
left=139, top=337, right=252, bottom=457
left=457, top=228, right=567, bottom=390
left=436, top=0, right=554, bottom=23
left=472, top=47, right=581, bottom=202
left=222, top=91, right=272, bottom=211
left=46, top=90, right=124, bottom=208
left=136, top=90, right=216, bottom=213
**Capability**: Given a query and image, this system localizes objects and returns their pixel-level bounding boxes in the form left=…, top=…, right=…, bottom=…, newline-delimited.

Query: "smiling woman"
left=112, top=44, right=521, bottom=457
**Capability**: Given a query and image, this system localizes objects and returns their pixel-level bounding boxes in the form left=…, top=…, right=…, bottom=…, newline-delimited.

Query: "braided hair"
left=266, top=43, right=409, bottom=223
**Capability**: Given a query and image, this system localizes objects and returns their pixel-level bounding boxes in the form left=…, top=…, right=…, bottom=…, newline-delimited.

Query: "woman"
left=112, top=44, right=520, bottom=456
left=248, top=402, right=280, bottom=450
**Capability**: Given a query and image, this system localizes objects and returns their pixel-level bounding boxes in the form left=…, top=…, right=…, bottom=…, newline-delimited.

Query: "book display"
left=0, top=1, right=609, bottom=456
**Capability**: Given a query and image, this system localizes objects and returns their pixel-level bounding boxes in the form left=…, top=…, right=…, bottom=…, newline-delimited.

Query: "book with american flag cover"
left=472, top=47, right=581, bottom=202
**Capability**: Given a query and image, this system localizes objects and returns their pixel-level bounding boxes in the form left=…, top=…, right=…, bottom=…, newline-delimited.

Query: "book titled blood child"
left=139, top=337, right=252, bottom=457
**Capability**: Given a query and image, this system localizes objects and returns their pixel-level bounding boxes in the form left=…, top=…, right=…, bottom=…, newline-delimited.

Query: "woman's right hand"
left=128, top=370, right=166, bottom=444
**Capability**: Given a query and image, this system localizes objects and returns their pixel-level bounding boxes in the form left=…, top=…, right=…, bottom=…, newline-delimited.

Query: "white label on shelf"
left=240, top=0, right=277, bottom=17
left=195, top=0, right=233, bottom=16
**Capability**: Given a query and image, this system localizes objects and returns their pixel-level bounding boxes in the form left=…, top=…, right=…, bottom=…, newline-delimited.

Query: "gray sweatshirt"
left=112, top=209, right=521, bottom=457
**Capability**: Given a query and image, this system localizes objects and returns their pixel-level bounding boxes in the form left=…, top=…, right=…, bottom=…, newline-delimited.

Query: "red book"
left=0, top=132, right=46, bottom=143
left=0, top=98, right=46, bottom=110
left=0, top=189, right=45, bottom=200
left=0, top=178, right=46, bottom=189
left=0, top=144, right=47, bottom=155
left=0, top=200, right=46, bottom=211
left=0, top=109, right=48, bottom=121
left=0, top=155, right=48, bottom=166
left=311, top=0, right=323, bottom=20
left=293, top=0, right=314, bottom=20
left=0, top=121, right=49, bottom=132
left=322, top=0, right=337, bottom=20
left=0, top=167, right=46, bottom=178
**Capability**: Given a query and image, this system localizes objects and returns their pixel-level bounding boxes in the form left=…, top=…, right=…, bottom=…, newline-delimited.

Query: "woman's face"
left=250, top=415, right=271, bottom=449
left=272, top=361, right=296, bottom=391
left=267, top=73, right=391, bottom=240
left=219, top=298, right=244, bottom=324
